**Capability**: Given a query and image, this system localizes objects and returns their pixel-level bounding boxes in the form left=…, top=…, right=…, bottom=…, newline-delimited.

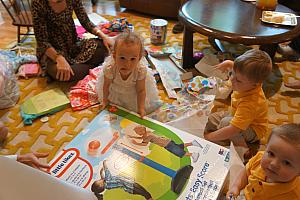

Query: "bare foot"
left=284, top=81, right=300, bottom=89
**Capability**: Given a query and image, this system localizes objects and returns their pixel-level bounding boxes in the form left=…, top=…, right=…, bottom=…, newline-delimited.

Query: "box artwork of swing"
left=49, top=106, right=229, bottom=200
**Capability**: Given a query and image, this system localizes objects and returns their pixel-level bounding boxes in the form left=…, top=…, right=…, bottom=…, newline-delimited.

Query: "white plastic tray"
left=261, top=11, right=297, bottom=26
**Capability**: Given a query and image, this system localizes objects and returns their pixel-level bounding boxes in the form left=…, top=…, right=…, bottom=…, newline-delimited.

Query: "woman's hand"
left=56, top=55, right=74, bottom=81
left=94, top=29, right=115, bottom=51
left=17, top=152, right=50, bottom=172
left=102, top=36, right=116, bottom=52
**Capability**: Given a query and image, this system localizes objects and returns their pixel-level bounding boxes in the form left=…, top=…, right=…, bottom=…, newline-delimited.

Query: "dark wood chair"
left=0, top=0, right=33, bottom=43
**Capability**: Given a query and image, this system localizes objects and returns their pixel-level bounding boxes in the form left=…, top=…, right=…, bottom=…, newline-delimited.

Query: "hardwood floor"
left=0, top=0, right=125, bottom=48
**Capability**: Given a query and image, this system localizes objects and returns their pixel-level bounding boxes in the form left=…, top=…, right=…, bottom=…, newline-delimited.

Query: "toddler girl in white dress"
left=96, top=32, right=162, bottom=118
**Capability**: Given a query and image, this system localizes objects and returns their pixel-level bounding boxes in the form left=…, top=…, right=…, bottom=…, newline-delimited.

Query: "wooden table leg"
left=182, top=27, right=194, bottom=69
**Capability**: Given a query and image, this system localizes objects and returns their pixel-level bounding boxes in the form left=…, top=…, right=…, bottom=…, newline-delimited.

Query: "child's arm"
left=214, top=60, right=234, bottom=73
left=204, top=124, right=241, bottom=142
left=102, top=76, right=112, bottom=109
left=226, top=167, right=248, bottom=199
left=93, top=28, right=115, bottom=51
left=136, top=78, right=146, bottom=118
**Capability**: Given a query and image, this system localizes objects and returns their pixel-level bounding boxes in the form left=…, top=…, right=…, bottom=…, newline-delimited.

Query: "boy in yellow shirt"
left=204, top=49, right=272, bottom=159
left=227, top=123, right=300, bottom=200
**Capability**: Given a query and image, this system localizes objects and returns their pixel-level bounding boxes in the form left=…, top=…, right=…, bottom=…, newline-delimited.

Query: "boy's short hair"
left=113, top=31, right=144, bottom=58
left=91, top=180, right=105, bottom=194
left=268, top=123, right=300, bottom=149
left=233, top=49, right=272, bottom=83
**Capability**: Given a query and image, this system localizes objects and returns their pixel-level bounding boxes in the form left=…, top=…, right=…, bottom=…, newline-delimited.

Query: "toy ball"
left=88, top=140, right=101, bottom=156
left=88, top=140, right=101, bottom=150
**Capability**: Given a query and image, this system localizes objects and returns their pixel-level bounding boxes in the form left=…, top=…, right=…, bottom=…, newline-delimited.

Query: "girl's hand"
left=138, top=108, right=146, bottom=119
left=226, top=186, right=240, bottom=199
left=101, top=99, right=109, bottom=110
left=56, top=55, right=74, bottom=81
left=213, top=60, right=234, bottom=73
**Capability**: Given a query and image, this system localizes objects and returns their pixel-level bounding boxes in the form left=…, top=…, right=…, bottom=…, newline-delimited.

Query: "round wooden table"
left=179, top=0, right=300, bottom=68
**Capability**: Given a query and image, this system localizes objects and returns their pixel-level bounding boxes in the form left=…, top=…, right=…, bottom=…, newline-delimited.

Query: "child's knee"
left=242, top=129, right=259, bottom=144
left=218, top=116, right=232, bottom=129
left=205, top=110, right=230, bottom=132
left=204, top=117, right=218, bottom=134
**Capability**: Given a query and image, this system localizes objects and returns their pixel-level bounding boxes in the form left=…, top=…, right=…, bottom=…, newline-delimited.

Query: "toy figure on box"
left=91, top=160, right=153, bottom=200
left=129, top=125, right=203, bottom=163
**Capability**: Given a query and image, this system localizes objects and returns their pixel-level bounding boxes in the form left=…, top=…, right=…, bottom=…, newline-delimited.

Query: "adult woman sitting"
left=31, top=0, right=113, bottom=81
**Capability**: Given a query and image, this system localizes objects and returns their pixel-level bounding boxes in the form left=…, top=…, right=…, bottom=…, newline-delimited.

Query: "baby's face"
left=260, top=135, right=300, bottom=183
left=113, top=41, right=141, bottom=77
left=229, top=70, right=257, bottom=93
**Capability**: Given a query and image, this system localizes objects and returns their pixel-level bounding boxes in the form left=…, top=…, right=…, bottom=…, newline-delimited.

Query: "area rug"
left=0, top=13, right=299, bottom=163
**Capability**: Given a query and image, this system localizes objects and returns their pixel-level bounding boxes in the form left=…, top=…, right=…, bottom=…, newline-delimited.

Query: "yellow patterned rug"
left=0, top=13, right=299, bottom=162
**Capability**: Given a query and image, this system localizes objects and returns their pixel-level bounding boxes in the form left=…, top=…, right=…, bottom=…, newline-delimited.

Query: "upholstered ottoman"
left=119, top=0, right=181, bottom=18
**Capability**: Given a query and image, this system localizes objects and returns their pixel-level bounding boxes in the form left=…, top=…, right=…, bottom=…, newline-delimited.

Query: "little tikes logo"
left=50, top=149, right=77, bottom=175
